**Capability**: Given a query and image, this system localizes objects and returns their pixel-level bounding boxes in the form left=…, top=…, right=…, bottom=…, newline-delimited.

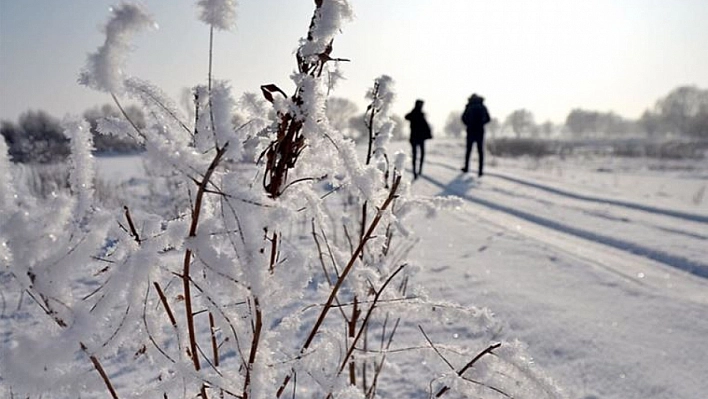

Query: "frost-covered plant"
left=79, top=3, right=155, bottom=94
left=0, top=2, right=565, bottom=399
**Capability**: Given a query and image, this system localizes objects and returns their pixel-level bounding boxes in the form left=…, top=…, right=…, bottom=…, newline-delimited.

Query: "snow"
left=4, top=139, right=706, bottom=398
left=403, top=139, right=708, bottom=399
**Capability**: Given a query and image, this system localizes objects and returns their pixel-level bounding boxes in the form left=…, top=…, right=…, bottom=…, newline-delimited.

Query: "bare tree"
left=655, top=85, right=708, bottom=137
left=326, top=96, right=359, bottom=138
left=504, top=109, right=535, bottom=138
left=444, top=111, right=464, bottom=138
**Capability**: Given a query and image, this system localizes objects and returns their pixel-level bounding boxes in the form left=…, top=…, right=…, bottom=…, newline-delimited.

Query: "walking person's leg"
left=477, top=135, right=485, bottom=177
left=411, top=142, right=418, bottom=179
left=418, top=142, right=425, bottom=176
left=463, top=134, right=472, bottom=172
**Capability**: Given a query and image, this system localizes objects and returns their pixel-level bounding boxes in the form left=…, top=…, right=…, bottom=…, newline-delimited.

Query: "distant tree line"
left=1, top=104, right=145, bottom=163
left=4, top=85, right=706, bottom=164
left=443, top=85, right=708, bottom=139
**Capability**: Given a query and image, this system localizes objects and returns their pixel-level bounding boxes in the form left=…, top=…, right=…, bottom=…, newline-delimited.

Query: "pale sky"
left=2, top=0, right=708, bottom=131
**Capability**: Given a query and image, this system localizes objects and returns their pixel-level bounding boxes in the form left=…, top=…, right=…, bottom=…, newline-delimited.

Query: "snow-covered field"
left=3, top=138, right=707, bottom=399
left=404, top=139, right=708, bottom=399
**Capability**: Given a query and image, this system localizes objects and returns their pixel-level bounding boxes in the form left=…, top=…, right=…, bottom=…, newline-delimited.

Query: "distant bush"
left=487, top=137, right=707, bottom=159
left=1, top=110, right=70, bottom=163
left=83, top=104, right=145, bottom=154
left=487, top=138, right=560, bottom=158
left=611, top=140, right=708, bottom=159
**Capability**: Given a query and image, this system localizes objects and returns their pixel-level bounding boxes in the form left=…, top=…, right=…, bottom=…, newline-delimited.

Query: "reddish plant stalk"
left=182, top=144, right=228, bottom=399
left=242, top=297, right=263, bottom=399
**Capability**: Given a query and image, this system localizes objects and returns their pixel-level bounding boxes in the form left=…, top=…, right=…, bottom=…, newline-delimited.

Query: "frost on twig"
left=78, top=3, right=155, bottom=94
left=197, top=0, right=238, bottom=31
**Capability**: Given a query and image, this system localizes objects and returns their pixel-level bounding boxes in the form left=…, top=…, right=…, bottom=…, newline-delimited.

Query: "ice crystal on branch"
left=64, top=116, right=95, bottom=219
left=299, top=0, right=354, bottom=58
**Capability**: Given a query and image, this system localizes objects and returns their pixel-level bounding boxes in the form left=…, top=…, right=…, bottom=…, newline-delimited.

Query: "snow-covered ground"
left=3, top=139, right=707, bottom=399
left=404, top=139, right=708, bottom=399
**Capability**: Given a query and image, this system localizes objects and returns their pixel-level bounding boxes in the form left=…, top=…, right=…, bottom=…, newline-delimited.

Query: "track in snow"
left=417, top=160, right=708, bottom=283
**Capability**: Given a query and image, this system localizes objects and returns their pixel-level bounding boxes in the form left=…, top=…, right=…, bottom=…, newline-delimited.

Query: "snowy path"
left=404, top=142, right=708, bottom=399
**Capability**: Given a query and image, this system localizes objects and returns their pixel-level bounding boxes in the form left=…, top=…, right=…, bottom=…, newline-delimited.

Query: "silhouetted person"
left=405, top=99, right=432, bottom=179
left=461, top=94, right=490, bottom=177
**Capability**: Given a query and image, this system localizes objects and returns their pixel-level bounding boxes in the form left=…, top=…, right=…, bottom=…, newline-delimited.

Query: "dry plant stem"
left=311, top=219, right=333, bottom=284
left=264, top=114, right=305, bottom=198
left=242, top=297, right=263, bottom=399
left=311, top=221, right=348, bottom=320
left=361, top=327, right=368, bottom=392
left=364, top=85, right=379, bottom=166
left=336, top=264, right=406, bottom=376
left=366, top=318, right=400, bottom=399
left=143, top=286, right=177, bottom=363
left=348, top=297, right=360, bottom=385
left=359, top=93, right=379, bottom=256
left=208, top=26, right=214, bottom=92
left=131, top=85, right=192, bottom=135
left=269, top=231, right=279, bottom=272
left=432, top=339, right=503, bottom=398
left=182, top=144, right=229, bottom=399
left=111, top=92, right=145, bottom=140
left=209, top=312, right=220, bottom=367
left=123, top=206, right=141, bottom=245
left=276, top=176, right=402, bottom=398
left=81, top=342, right=119, bottom=399
left=207, top=25, right=218, bottom=146
left=154, top=282, right=177, bottom=327
left=27, top=292, right=122, bottom=396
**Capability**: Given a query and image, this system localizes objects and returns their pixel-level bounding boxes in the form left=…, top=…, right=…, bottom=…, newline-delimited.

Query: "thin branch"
left=209, top=312, right=220, bottom=367
left=143, top=283, right=177, bottom=363
left=242, top=297, right=263, bottom=399
left=131, top=84, right=192, bottom=136
left=153, top=282, right=177, bottom=327
left=419, top=325, right=455, bottom=371
left=111, top=92, right=145, bottom=140
left=81, top=342, right=119, bottom=399
left=123, top=206, right=141, bottom=245
left=428, top=337, right=502, bottom=398
left=337, top=265, right=406, bottom=376
left=182, top=144, right=229, bottom=399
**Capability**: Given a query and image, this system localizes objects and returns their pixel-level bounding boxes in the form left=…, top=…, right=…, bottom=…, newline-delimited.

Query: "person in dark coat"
left=405, top=99, right=432, bottom=179
left=461, top=94, right=491, bottom=177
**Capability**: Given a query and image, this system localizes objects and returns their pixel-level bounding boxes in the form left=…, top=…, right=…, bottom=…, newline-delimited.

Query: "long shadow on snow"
left=419, top=172, right=708, bottom=280
left=428, top=160, right=708, bottom=224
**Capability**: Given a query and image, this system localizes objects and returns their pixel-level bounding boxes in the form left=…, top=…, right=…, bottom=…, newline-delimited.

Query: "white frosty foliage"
left=197, top=0, right=237, bottom=30
left=367, top=74, right=395, bottom=117
left=0, top=138, right=16, bottom=215
left=393, top=150, right=407, bottom=172
left=299, top=0, right=354, bottom=57
left=79, top=3, right=155, bottom=93
left=0, top=139, right=15, bottom=267
left=211, top=80, right=242, bottom=158
left=64, top=116, right=95, bottom=218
